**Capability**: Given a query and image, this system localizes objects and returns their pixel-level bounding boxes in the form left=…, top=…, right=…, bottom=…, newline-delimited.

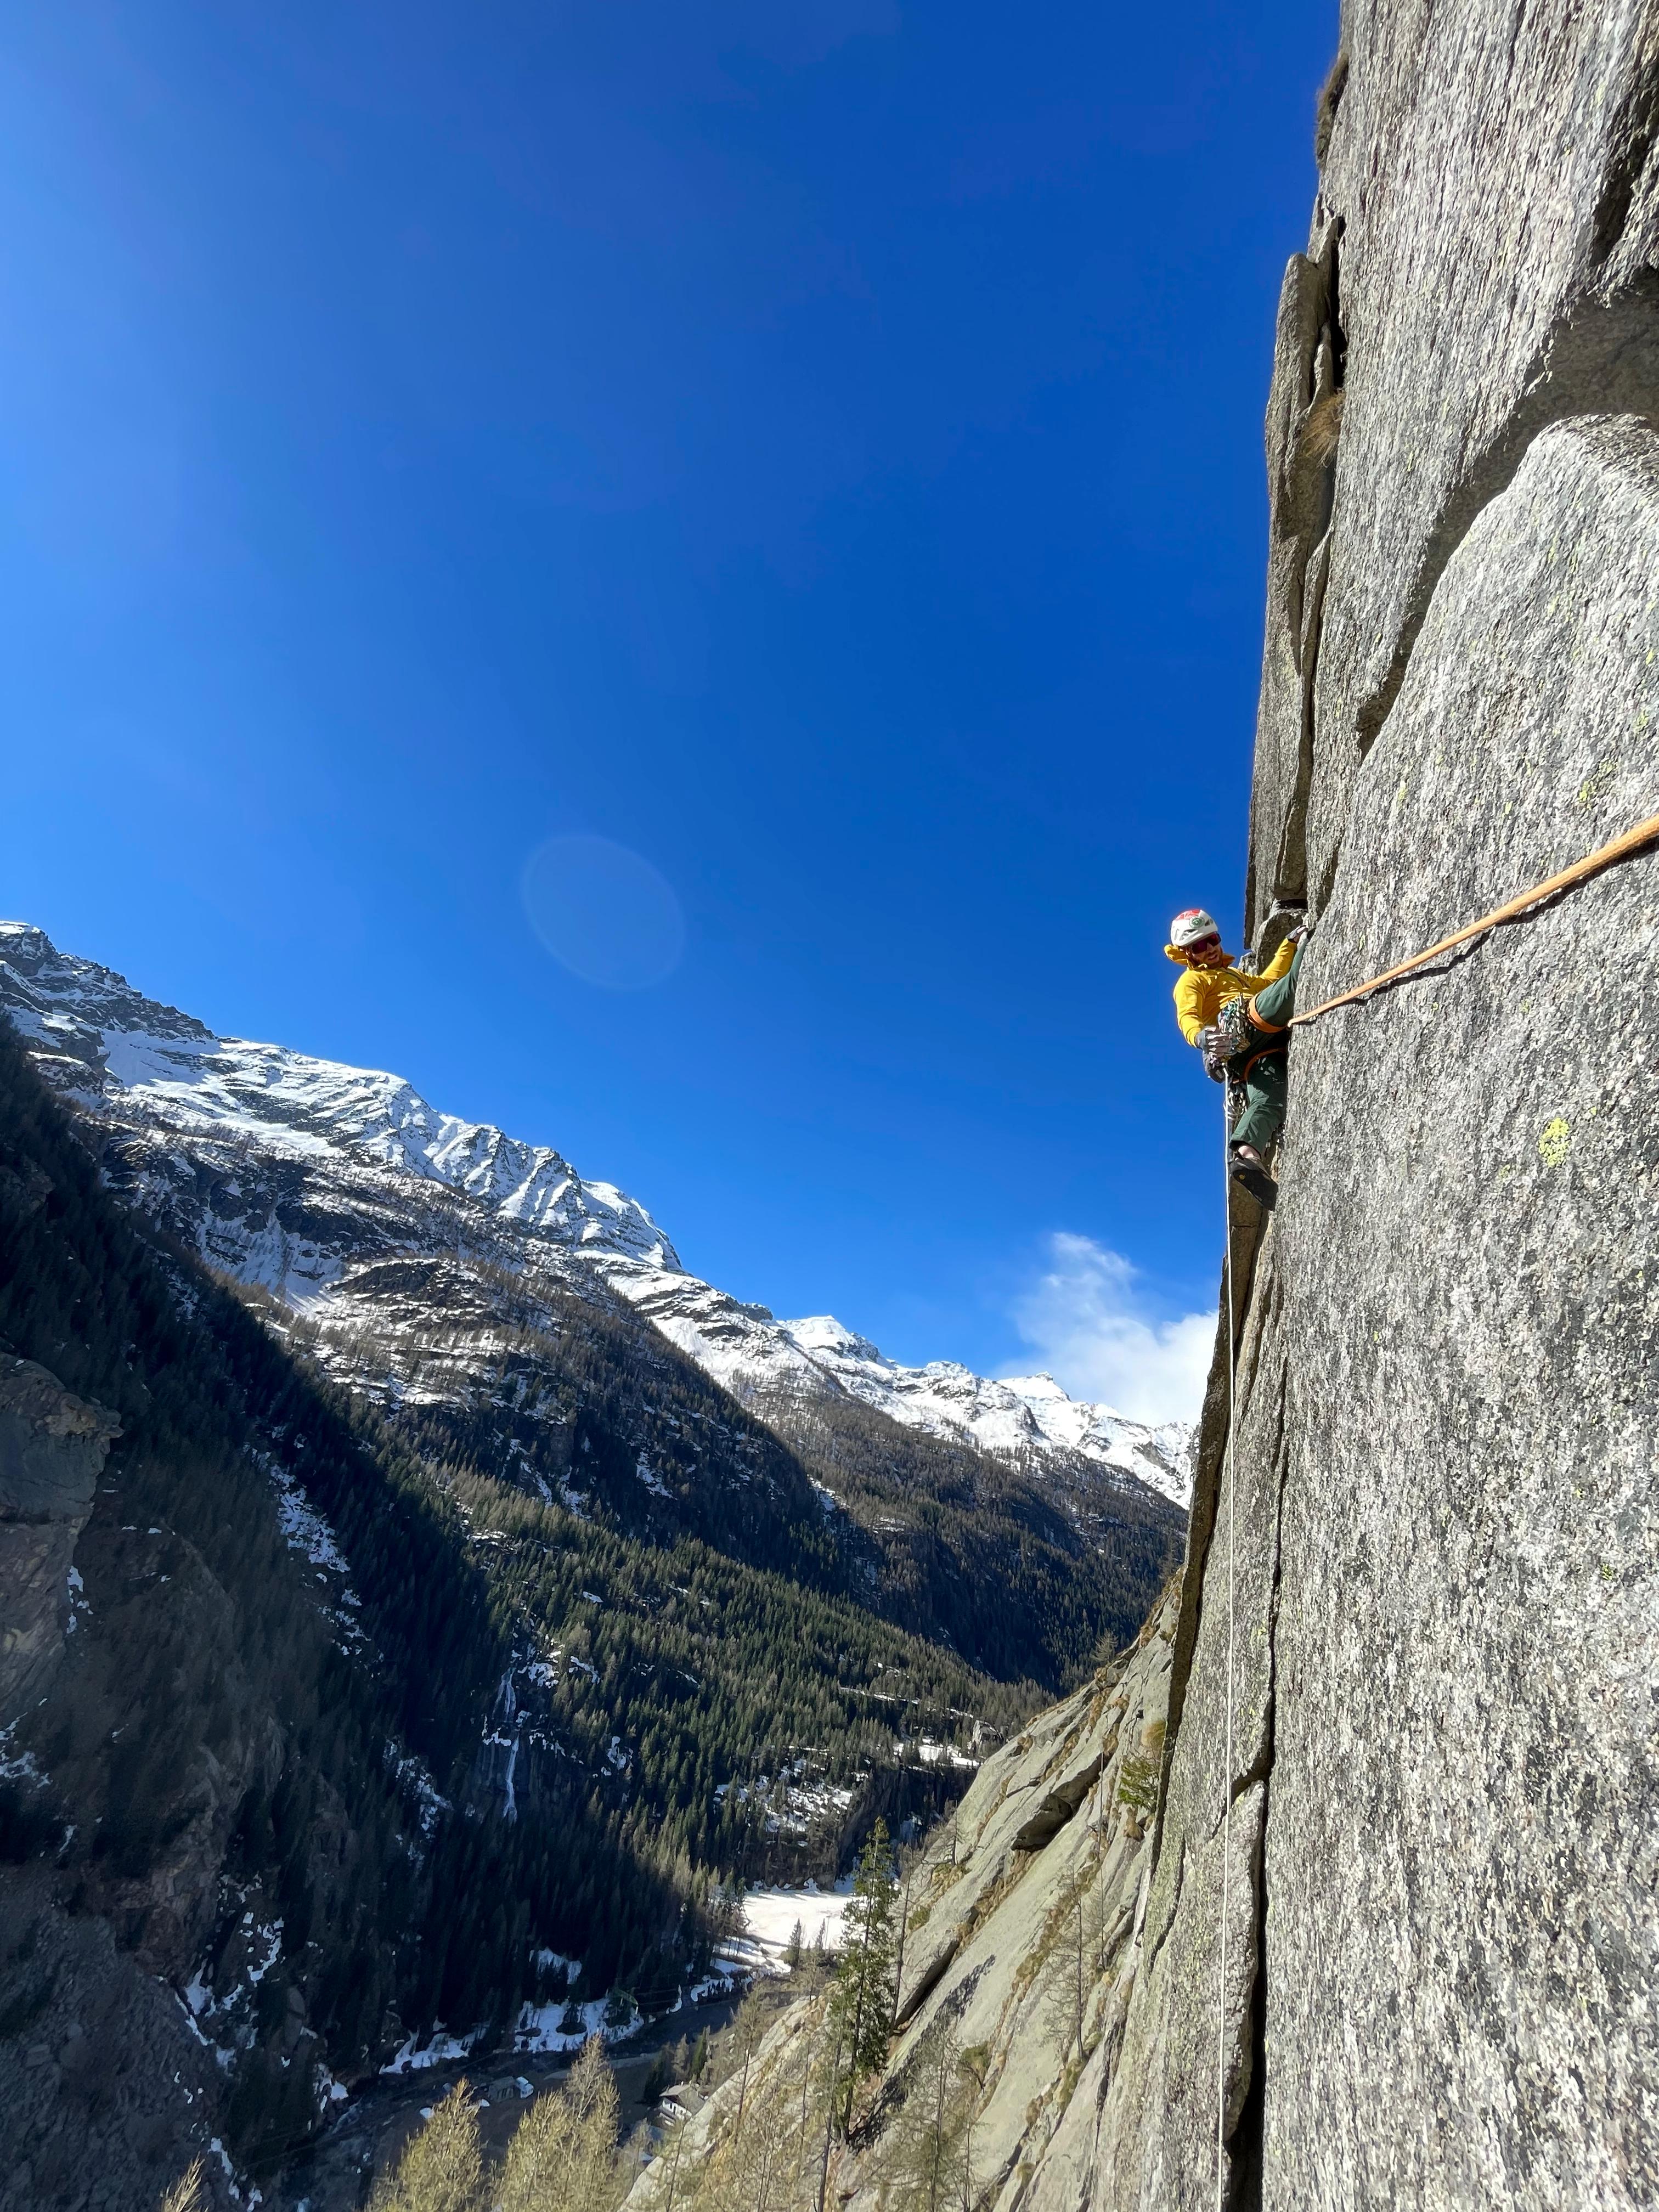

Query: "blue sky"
left=0, top=0, right=1334, bottom=1420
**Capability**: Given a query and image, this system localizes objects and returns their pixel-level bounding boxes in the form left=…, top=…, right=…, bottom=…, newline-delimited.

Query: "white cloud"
left=1003, top=1233, right=1212, bottom=1426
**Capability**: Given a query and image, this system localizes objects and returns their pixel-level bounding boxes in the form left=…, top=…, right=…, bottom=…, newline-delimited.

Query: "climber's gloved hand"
left=1198, top=1026, right=1229, bottom=1083
left=1283, top=921, right=1309, bottom=946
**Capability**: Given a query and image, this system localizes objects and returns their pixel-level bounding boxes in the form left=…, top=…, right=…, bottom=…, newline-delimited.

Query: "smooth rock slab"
left=1263, top=414, right=1659, bottom=2209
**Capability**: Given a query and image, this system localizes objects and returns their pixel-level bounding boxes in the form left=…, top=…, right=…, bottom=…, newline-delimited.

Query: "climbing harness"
left=1206, top=808, right=1658, bottom=2199
left=1214, top=1094, right=1240, bottom=2211
left=1287, top=810, right=1659, bottom=1027
left=1217, top=994, right=1285, bottom=1113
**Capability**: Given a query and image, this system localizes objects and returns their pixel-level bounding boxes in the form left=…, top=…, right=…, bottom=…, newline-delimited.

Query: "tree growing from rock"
left=1040, top=1833, right=1111, bottom=2068
left=826, top=1819, right=900, bottom=2129
left=726, top=1988, right=771, bottom=2129
left=890, top=1838, right=923, bottom=2034
left=883, top=2017, right=975, bottom=2212
left=715, top=2081, right=795, bottom=2211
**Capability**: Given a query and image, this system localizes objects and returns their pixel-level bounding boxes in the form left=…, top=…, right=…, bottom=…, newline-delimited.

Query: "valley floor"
left=268, top=1987, right=748, bottom=2212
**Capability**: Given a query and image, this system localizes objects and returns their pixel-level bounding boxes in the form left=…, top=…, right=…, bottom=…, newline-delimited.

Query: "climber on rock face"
left=1165, top=908, right=1307, bottom=1209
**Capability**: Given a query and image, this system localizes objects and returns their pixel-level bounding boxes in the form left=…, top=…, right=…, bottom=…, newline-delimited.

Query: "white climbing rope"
left=1215, top=1097, right=1240, bottom=2209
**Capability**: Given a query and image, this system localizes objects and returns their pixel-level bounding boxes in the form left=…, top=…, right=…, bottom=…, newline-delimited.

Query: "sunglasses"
left=1186, top=933, right=1223, bottom=955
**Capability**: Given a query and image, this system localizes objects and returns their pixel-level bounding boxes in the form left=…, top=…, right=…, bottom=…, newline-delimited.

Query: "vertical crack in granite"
left=1246, top=223, right=1346, bottom=935
left=1311, top=279, right=1659, bottom=928
left=1227, top=1359, right=1291, bottom=2211
left=1149, top=1204, right=1273, bottom=1888
left=1351, top=273, right=1659, bottom=761
left=1226, top=1351, right=1288, bottom=1819
left=1588, top=44, right=1659, bottom=262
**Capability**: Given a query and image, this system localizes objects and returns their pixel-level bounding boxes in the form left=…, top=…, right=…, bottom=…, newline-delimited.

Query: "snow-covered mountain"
left=1, top=922, right=674, bottom=1270
left=0, top=922, right=1192, bottom=1512
left=618, top=1279, right=1193, bottom=1507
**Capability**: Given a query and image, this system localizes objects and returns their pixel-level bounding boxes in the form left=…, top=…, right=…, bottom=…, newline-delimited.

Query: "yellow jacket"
left=1165, top=936, right=1295, bottom=1046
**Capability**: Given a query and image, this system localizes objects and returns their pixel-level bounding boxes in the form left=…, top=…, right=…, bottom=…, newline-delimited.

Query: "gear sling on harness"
left=1209, top=808, right=1659, bottom=2209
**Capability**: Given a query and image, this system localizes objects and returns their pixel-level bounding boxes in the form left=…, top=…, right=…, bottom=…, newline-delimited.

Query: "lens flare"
left=521, top=834, right=686, bottom=990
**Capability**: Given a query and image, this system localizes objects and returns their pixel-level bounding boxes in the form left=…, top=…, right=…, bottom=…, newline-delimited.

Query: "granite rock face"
left=0, top=1358, right=119, bottom=1724
left=1251, top=0, right=1659, bottom=928
left=622, top=1581, right=1184, bottom=2212
left=1120, top=2, right=1659, bottom=2203
left=1250, top=409, right=1659, bottom=2208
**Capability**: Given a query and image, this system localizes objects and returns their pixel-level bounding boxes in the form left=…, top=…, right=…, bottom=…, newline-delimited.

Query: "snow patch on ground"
left=729, top=1881, right=852, bottom=1973
left=713, top=1767, right=857, bottom=1839
left=261, top=1458, right=370, bottom=1651
left=382, top=2025, right=489, bottom=2075
left=899, top=1736, right=979, bottom=1771
left=635, top=1453, right=672, bottom=1498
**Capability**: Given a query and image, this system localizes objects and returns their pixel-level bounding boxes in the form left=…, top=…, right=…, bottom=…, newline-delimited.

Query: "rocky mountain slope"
left=0, top=916, right=1194, bottom=1522
left=628, top=8, right=1659, bottom=2207
left=623, top=1578, right=1183, bottom=2212
left=0, top=922, right=1188, bottom=1511
left=0, top=922, right=1187, bottom=1697
left=623, top=1296, right=1190, bottom=1509
left=0, top=926, right=1186, bottom=2205
left=0, top=1020, right=1057, bottom=2212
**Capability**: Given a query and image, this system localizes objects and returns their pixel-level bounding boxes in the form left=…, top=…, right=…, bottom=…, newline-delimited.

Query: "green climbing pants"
left=1229, top=941, right=1303, bottom=1155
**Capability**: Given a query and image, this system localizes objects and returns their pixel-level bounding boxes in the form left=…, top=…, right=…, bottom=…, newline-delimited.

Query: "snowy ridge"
left=0, top=921, right=1192, bottom=1511
left=610, top=1273, right=1193, bottom=1508
left=781, top=1317, right=1192, bottom=1506
left=0, top=922, right=675, bottom=1266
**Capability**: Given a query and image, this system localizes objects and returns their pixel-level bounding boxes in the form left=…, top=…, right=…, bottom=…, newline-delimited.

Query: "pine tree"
left=1041, top=1831, right=1110, bottom=2067
left=498, top=2092, right=579, bottom=2212
left=156, top=2163, right=206, bottom=2212
left=727, top=1989, right=770, bottom=2135
left=826, top=1820, right=899, bottom=2129
left=885, top=2018, right=972, bottom=2212
left=370, top=2080, right=483, bottom=2212
left=721, top=2087, right=792, bottom=2211
left=653, top=2108, right=692, bottom=2212
left=891, top=1842, right=921, bottom=2032
left=496, top=2040, right=621, bottom=2212
left=565, top=2036, right=623, bottom=2207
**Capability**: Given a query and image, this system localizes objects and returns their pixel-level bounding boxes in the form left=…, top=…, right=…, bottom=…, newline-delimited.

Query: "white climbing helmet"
left=1169, top=907, right=1220, bottom=948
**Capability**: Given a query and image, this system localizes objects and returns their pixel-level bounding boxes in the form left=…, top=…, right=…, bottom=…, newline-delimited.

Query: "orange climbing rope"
left=1286, top=810, right=1659, bottom=1027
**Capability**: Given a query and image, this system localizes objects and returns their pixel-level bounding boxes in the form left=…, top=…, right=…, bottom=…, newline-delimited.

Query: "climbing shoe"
left=1229, top=1146, right=1278, bottom=1210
